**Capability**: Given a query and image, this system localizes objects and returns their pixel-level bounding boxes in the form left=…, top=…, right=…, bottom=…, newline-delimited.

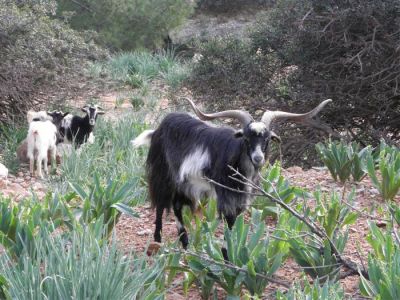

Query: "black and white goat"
left=61, top=104, right=104, bottom=146
left=132, top=98, right=332, bottom=248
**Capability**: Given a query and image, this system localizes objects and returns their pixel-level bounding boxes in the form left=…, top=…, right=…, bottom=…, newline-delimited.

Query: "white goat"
left=27, top=120, right=57, bottom=178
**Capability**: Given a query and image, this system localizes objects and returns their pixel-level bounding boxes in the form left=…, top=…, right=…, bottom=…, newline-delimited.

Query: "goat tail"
left=131, top=129, right=155, bottom=148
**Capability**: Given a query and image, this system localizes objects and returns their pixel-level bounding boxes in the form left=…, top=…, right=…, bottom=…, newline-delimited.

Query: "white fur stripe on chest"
left=179, top=148, right=210, bottom=182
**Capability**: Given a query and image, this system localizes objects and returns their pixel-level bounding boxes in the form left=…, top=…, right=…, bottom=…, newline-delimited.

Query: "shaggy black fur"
left=146, top=113, right=272, bottom=249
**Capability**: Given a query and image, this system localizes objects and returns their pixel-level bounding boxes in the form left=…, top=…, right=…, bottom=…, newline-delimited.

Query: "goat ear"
left=63, top=112, right=70, bottom=117
left=96, top=110, right=105, bottom=115
left=270, top=131, right=281, bottom=143
left=47, top=110, right=55, bottom=116
left=234, top=129, right=244, bottom=138
left=81, top=107, right=89, bottom=113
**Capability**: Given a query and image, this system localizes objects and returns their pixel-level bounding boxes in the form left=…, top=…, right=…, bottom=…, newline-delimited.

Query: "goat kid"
left=132, top=98, right=332, bottom=249
left=61, top=104, right=104, bottom=146
left=27, top=120, right=57, bottom=178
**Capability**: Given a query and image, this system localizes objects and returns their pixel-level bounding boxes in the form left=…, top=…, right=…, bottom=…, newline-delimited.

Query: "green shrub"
left=69, top=174, right=139, bottom=236
left=160, top=63, right=191, bottom=89
left=0, top=225, right=166, bottom=299
left=189, top=37, right=279, bottom=111
left=277, top=278, right=344, bottom=300
left=360, top=222, right=400, bottom=299
left=57, top=0, right=193, bottom=50
left=90, top=50, right=190, bottom=89
left=0, top=0, right=106, bottom=123
left=366, top=144, right=400, bottom=201
left=0, top=193, right=70, bottom=259
left=178, top=206, right=286, bottom=298
left=287, top=190, right=358, bottom=282
left=316, top=141, right=370, bottom=183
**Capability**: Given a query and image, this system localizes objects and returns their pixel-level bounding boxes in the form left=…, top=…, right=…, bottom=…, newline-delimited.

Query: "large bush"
left=189, top=38, right=281, bottom=111
left=252, top=0, right=400, bottom=146
left=0, top=0, right=106, bottom=124
left=189, top=0, right=400, bottom=166
left=56, top=0, right=194, bottom=50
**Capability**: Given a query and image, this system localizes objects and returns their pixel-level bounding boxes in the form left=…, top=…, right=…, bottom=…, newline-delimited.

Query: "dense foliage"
left=56, top=0, right=193, bottom=50
left=190, top=0, right=400, bottom=166
left=252, top=0, right=400, bottom=146
left=0, top=0, right=106, bottom=124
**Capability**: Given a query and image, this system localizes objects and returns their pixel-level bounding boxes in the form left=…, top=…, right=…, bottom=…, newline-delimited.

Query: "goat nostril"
left=253, top=156, right=263, bottom=164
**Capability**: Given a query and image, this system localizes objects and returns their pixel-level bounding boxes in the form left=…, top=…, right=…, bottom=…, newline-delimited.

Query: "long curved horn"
left=261, top=99, right=332, bottom=129
left=184, top=97, right=253, bottom=127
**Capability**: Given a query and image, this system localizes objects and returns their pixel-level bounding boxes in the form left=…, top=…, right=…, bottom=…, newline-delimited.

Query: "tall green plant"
left=360, top=222, right=400, bottom=299
left=316, top=141, right=370, bottom=183
left=0, top=225, right=166, bottom=299
left=287, top=190, right=358, bottom=281
left=0, top=196, right=50, bottom=258
left=366, top=144, right=400, bottom=201
left=276, top=278, right=344, bottom=300
left=69, top=174, right=139, bottom=236
left=178, top=206, right=286, bottom=298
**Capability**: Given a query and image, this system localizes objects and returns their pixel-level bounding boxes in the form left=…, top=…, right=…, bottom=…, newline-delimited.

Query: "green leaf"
left=343, top=212, right=358, bottom=226
left=110, top=203, right=139, bottom=218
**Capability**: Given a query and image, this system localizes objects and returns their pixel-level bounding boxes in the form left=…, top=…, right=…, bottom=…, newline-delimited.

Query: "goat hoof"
left=180, top=233, right=189, bottom=250
left=147, top=242, right=162, bottom=256
left=221, top=247, right=229, bottom=262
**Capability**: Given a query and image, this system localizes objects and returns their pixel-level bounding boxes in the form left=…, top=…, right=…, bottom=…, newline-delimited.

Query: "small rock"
left=370, top=188, right=379, bottom=195
left=137, top=229, right=152, bottom=236
left=0, top=163, right=8, bottom=178
left=286, top=166, right=302, bottom=173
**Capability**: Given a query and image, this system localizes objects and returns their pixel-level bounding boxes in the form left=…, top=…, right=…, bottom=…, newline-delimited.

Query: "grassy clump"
left=0, top=225, right=166, bottom=299
left=0, top=122, right=27, bottom=174
left=88, top=50, right=191, bottom=90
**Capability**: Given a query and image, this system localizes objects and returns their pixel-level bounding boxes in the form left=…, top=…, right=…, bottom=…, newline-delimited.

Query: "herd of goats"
left=23, top=98, right=332, bottom=248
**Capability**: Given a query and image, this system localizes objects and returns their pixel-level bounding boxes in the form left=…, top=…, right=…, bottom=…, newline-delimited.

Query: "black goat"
left=132, top=98, right=332, bottom=249
left=61, top=104, right=104, bottom=146
left=47, top=110, right=69, bottom=144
